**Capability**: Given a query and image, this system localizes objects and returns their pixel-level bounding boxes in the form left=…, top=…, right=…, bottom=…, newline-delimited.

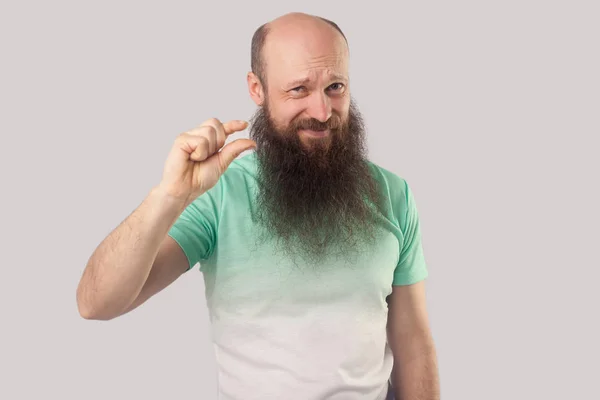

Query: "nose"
left=306, top=92, right=332, bottom=123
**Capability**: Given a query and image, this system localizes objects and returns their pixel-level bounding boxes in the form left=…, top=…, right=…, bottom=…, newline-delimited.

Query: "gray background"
left=1, top=0, right=598, bottom=399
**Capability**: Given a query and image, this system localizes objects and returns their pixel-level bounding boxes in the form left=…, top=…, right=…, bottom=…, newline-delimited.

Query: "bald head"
left=250, top=13, right=348, bottom=88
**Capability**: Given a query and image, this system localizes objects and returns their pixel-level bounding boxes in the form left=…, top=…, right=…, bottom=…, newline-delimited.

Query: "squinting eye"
left=291, top=86, right=305, bottom=93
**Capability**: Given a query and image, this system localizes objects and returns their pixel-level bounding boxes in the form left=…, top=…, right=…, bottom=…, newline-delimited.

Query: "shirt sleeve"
left=167, top=188, right=220, bottom=272
left=392, top=181, right=429, bottom=286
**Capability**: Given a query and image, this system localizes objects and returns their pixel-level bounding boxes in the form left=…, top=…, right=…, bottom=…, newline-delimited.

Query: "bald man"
left=77, top=12, right=440, bottom=400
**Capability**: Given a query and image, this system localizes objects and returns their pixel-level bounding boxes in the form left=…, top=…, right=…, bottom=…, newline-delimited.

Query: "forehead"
left=263, top=23, right=349, bottom=85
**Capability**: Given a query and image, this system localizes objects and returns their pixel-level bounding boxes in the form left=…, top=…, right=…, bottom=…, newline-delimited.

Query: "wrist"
left=150, top=185, right=190, bottom=213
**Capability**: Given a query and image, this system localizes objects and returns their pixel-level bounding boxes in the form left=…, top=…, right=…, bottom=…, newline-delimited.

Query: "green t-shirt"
left=167, top=151, right=428, bottom=400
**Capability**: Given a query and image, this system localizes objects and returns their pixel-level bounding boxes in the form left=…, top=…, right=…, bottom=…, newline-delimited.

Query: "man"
left=76, top=12, right=440, bottom=400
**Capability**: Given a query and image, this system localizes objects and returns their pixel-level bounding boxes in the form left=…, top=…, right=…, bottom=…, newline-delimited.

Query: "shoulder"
left=366, top=159, right=410, bottom=207
left=366, top=159, right=421, bottom=235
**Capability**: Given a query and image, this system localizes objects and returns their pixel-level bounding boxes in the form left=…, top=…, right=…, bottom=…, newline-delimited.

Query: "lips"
left=299, top=128, right=329, bottom=138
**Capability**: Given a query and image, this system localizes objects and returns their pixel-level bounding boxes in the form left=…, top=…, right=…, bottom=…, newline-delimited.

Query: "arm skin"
left=387, top=281, right=440, bottom=400
left=76, top=186, right=190, bottom=320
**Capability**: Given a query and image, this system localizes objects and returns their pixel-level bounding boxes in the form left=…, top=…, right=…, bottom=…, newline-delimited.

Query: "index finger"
left=222, top=120, right=249, bottom=136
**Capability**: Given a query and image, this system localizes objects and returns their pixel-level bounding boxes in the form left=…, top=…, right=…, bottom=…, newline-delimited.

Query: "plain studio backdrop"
left=0, top=1, right=597, bottom=399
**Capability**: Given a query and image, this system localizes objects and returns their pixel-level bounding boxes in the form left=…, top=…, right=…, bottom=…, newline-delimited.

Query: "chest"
left=203, top=209, right=400, bottom=317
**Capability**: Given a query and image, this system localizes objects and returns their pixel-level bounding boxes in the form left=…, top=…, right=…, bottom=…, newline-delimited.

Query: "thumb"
left=215, top=138, right=257, bottom=171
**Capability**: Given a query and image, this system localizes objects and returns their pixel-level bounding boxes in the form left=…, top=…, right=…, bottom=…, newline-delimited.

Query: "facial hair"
left=247, top=97, right=384, bottom=266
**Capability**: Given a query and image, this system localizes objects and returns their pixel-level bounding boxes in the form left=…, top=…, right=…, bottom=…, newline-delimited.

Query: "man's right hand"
left=158, top=118, right=256, bottom=206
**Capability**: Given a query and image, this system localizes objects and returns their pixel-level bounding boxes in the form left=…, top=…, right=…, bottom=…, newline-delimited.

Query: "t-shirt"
left=167, top=151, right=428, bottom=400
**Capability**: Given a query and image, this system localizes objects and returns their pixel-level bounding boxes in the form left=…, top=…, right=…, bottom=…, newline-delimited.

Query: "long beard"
left=248, top=98, right=384, bottom=266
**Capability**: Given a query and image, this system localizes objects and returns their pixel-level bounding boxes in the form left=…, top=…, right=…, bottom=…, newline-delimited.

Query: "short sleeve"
left=392, top=181, right=429, bottom=286
left=167, top=188, right=220, bottom=272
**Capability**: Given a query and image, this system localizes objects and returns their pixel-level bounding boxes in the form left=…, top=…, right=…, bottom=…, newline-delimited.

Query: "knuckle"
left=198, top=134, right=215, bottom=153
left=202, top=125, right=217, bottom=137
left=195, top=138, right=208, bottom=155
left=197, top=135, right=209, bottom=146
left=204, top=117, right=221, bottom=127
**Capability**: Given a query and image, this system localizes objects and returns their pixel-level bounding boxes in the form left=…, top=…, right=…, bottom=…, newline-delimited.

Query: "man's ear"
left=247, top=72, right=265, bottom=106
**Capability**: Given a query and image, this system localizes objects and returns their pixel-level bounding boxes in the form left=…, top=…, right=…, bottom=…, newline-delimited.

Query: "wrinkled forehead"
left=263, top=24, right=349, bottom=86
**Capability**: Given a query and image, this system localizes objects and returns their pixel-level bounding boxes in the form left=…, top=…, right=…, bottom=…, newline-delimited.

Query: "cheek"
left=332, top=96, right=350, bottom=115
left=275, top=102, right=305, bottom=128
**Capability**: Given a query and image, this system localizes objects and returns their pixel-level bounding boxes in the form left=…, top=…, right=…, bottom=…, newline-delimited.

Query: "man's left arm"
left=387, top=281, right=440, bottom=400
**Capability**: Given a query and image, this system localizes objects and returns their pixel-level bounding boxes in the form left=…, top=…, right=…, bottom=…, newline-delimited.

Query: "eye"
left=327, top=82, right=345, bottom=92
left=290, top=86, right=306, bottom=93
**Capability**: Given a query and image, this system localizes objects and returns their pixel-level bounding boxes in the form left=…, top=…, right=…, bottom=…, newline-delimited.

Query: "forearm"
left=76, top=186, right=187, bottom=320
left=392, top=338, right=440, bottom=400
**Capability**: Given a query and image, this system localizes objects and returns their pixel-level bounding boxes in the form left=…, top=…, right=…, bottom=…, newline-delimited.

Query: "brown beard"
left=248, top=97, right=384, bottom=266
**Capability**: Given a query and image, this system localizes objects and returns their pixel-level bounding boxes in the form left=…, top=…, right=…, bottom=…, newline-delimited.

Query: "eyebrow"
left=286, top=74, right=348, bottom=89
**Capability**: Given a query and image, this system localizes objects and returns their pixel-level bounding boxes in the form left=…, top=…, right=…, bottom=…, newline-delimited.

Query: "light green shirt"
left=168, top=151, right=428, bottom=400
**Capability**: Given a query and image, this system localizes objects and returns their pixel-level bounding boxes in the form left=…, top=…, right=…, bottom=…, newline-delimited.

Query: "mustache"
left=287, top=114, right=344, bottom=132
